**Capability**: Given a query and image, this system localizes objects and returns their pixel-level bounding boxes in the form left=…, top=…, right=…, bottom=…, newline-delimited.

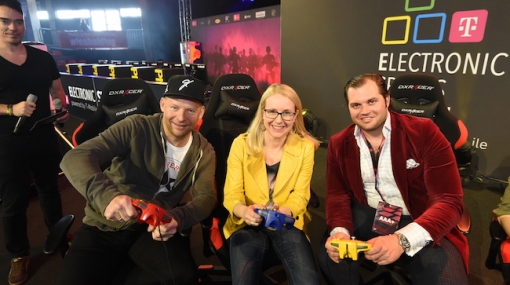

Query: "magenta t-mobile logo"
left=449, top=9, right=488, bottom=43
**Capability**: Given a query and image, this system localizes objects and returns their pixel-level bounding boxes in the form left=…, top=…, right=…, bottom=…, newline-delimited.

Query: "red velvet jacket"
left=326, top=111, right=469, bottom=271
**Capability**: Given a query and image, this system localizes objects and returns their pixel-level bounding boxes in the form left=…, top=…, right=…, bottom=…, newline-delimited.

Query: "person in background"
left=318, top=73, right=469, bottom=285
left=79, top=18, right=90, bottom=31
left=55, top=75, right=216, bottom=285
left=0, top=1, right=68, bottom=284
left=494, top=176, right=510, bottom=236
left=223, top=83, right=321, bottom=285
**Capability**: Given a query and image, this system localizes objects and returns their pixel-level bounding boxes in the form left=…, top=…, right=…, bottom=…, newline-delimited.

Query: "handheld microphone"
left=13, top=94, right=38, bottom=134
left=53, top=98, right=65, bottom=128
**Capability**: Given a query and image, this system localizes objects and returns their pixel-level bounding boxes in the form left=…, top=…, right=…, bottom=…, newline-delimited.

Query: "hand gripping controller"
left=131, top=200, right=172, bottom=227
left=254, top=208, right=295, bottom=230
left=330, top=239, right=372, bottom=261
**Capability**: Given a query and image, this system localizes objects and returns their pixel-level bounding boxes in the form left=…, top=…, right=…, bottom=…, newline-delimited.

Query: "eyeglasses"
left=264, top=109, right=296, bottom=121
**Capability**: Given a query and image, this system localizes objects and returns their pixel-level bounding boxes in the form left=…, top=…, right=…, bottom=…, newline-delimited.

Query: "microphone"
left=53, top=98, right=65, bottom=128
left=13, top=94, right=38, bottom=134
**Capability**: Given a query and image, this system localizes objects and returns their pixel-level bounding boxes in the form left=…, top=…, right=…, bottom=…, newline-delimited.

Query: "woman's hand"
left=235, top=204, right=265, bottom=226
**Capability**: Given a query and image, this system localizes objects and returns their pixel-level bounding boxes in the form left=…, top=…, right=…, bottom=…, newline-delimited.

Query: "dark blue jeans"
left=229, top=226, right=320, bottom=285
left=317, top=203, right=469, bottom=285
left=0, top=127, right=63, bottom=257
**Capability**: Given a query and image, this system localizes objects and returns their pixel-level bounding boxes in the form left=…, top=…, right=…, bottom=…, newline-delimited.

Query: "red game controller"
left=131, top=199, right=172, bottom=227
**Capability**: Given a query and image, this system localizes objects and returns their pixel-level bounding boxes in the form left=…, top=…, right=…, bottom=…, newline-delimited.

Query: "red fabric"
left=210, top=217, right=223, bottom=251
left=501, top=238, right=510, bottom=263
left=325, top=112, right=469, bottom=272
left=454, top=120, right=469, bottom=150
left=72, top=122, right=84, bottom=147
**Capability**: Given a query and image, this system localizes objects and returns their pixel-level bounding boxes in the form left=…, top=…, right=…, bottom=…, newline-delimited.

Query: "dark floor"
left=0, top=121, right=507, bottom=285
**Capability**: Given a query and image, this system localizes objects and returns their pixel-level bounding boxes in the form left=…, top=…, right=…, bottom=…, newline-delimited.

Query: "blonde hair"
left=245, top=83, right=319, bottom=156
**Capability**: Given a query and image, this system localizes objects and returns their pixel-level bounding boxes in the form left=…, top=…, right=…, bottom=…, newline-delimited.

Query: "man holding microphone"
left=0, top=0, right=68, bottom=284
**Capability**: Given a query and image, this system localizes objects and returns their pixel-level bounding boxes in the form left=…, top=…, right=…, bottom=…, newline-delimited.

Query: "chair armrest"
left=44, top=214, right=75, bottom=256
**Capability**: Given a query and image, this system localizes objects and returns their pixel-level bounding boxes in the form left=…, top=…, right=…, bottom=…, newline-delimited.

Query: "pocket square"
left=406, top=158, right=420, bottom=169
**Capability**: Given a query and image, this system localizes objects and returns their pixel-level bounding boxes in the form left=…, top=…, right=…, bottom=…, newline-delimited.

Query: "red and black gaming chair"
left=388, top=73, right=472, bottom=234
left=198, top=74, right=262, bottom=272
left=72, top=78, right=160, bottom=146
left=486, top=176, right=510, bottom=285
left=486, top=215, right=510, bottom=285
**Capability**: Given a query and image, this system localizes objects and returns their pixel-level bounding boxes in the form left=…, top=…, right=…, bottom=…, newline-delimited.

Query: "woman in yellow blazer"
left=223, top=83, right=321, bottom=285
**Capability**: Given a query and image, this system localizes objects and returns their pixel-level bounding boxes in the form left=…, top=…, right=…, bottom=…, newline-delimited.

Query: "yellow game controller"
left=330, top=239, right=372, bottom=260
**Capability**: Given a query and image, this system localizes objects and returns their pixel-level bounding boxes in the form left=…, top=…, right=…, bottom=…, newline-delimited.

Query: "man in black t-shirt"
left=0, top=1, right=69, bottom=284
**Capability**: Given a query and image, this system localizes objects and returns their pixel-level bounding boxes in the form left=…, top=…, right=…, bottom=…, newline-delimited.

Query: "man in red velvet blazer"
left=317, top=74, right=469, bottom=285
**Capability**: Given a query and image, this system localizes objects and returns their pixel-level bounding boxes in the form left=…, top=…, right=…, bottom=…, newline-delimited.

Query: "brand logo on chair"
left=108, top=89, right=144, bottom=96
left=220, top=85, right=251, bottom=91
left=396, top=85, right=435, bottom=91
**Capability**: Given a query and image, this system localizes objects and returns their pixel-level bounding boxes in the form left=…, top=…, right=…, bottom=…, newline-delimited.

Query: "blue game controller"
left=254, top=208, right=295, bottom=230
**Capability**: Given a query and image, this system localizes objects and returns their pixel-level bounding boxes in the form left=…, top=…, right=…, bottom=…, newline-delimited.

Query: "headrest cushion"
left=102, top=95, right=151, bottom=126
left=390, top=98, right=439, bottom=120
left=214, top=90, right=258, bottom=123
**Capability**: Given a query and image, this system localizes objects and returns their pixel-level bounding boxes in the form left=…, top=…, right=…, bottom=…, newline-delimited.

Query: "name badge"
left=372, top=201, right=403, bottom=235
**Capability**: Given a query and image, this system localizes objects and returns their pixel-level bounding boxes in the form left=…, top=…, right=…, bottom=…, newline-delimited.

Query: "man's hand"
left=364, top=234, right=404, bottom=265
left=104, top=195, right=139, bottom=222
left=148, top=219, right=179, bottom=241
left=324, top=232, right=350, bottom=263
left=13, top=101, right=36, bottom=117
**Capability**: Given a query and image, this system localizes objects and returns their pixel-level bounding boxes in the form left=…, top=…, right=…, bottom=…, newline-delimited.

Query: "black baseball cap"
left=163, top=75, right=205, bottom=104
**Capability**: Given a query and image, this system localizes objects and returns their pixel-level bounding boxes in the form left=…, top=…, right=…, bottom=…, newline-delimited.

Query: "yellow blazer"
left=223, top=133, right=315, bottom=239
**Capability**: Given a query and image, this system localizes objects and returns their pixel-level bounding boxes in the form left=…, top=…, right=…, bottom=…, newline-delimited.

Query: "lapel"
left=246, top=152, right=269, bottom=197
left=272, top=134, right=300, bottom=196
left=389, top=112, right=410, bottom=203
left=343, top=134, right=367, bottom=203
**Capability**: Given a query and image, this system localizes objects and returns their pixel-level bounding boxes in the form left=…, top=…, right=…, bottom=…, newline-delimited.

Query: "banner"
left=57, top=31, right=128, bottom=49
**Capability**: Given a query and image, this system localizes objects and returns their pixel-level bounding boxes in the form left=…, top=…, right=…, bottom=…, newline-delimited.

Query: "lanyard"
left=361, top=131, right=387, bottom=203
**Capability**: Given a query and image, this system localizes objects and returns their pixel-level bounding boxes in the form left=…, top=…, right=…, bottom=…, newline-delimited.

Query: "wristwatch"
left=395, top=232, right=411, bottom=253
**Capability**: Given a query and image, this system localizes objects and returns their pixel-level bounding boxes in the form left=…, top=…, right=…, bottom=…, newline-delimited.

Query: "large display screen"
left=190, top=5, right=280, bottom=91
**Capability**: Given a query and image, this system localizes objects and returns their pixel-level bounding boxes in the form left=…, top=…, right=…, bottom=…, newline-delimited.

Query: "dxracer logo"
left=381, top=1, right=488, bottom=45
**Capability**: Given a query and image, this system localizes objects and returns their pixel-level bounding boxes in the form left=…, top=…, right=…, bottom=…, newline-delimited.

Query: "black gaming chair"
left=198, top=74, right=320, bottom=284
left=388, top=73, right=471, bottom=234
left=47, top=78, right=165, bottom=285
left=198, top=74, right=262, bottom=273
left=486, top=176, right=510, bottom=285
left=486, top=216, right=510, bottom=285
left=72, top=78, right=160, bottom=146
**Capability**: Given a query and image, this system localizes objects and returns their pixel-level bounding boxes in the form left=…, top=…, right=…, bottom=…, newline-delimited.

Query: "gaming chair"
left=72, top=78, right=160, bottom=146
left=388, top=73, right=472, bottom=234
left=486, top=216, right=510, bottom=285
left=46, top=78, right=166, bottom=285
left=198, top=74, right=262, bottom=271
left=486, top=176, right=510, bottom=285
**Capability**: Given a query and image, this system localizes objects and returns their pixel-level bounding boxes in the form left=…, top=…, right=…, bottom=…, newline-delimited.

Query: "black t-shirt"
left=0, top=45, right=60, bottom=134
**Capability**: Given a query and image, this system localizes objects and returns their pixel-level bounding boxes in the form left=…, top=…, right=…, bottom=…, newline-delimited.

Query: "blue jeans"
left=229, top=226, right=320, bottom=285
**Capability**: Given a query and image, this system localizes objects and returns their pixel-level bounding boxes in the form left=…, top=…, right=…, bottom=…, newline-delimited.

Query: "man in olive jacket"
left=55, top=75, right=216, bottom=285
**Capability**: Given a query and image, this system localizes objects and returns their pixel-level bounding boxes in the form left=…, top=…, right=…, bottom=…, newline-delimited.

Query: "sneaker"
left=8, top=256, right=29, bottom=285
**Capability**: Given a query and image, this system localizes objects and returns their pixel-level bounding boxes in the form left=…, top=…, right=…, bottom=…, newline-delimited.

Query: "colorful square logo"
left=449, top=9, right=488, bottom=43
